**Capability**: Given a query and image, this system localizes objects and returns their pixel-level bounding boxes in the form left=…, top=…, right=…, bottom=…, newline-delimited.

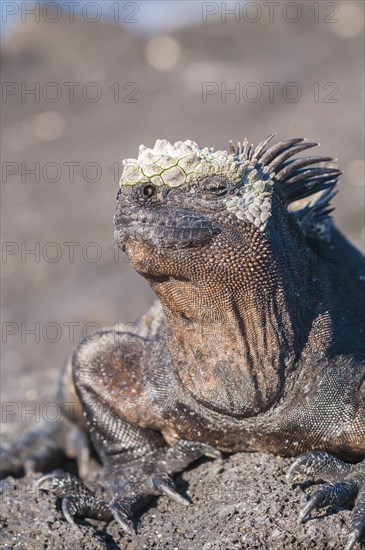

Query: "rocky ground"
left=0, top=452, right=360, bottom=549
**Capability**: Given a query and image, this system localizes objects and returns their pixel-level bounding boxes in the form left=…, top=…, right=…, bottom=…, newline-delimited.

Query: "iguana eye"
left=200, top=176, right=228, bottom=198
left=142, top=183, right=156, bottom=199
left=208, top=182, right=227, bottom=195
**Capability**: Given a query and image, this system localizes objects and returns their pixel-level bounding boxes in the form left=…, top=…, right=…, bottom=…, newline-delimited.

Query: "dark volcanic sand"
left=0, top=452, right=361, bottom=549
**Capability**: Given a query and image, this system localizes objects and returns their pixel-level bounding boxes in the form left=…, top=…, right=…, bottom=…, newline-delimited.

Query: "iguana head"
left=114, top=135, right=340, bottom=287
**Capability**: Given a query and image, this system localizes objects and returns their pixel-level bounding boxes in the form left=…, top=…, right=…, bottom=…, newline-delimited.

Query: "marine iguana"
left=1, top=135, right=364, bottom=549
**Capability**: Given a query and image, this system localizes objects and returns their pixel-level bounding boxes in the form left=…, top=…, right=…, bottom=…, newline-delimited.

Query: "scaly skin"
left=1, top=136, right=364, bottom=548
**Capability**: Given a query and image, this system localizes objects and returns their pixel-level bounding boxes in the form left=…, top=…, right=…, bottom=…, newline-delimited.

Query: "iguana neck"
left=150, top=263, right=334, bottom=418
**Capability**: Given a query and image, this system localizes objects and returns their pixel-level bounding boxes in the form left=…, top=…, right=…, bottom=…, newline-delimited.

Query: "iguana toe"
left=151, top=472, right=191, bottom=506
left=288, top=451, right=365, bottom=549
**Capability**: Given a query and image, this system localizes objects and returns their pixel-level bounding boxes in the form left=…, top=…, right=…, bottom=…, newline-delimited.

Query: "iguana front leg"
left=36, top=329, right=220, bottom=533
left=37, top=440, right=220, bottom=533
left=287, top=451, right=365, bottom=550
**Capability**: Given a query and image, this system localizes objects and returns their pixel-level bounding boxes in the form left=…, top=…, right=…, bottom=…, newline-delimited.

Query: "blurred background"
left=1, top=0, right=364, bottom=436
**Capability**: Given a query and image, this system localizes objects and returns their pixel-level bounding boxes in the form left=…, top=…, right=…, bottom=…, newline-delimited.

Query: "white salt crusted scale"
left=120, top=138, right=276, bottom=231
left=119, top=135, right=340, bottom=238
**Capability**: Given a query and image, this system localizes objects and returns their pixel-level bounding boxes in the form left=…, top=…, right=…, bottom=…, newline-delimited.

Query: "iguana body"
left=1, top=136, right=364, bottom=548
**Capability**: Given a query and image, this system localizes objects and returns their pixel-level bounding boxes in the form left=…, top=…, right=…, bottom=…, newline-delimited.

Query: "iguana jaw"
left=114, top=206, right=221, bottom=251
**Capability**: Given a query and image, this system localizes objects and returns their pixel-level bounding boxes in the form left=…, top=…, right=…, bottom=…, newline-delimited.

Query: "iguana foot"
left=0, top=419, right=90, bottom=478
left=36, top=440, right=221, bottom=534
left=287, top=451, right=365, bottom=550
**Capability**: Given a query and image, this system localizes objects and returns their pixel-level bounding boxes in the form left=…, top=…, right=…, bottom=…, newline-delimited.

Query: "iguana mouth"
left=114, top=209, right=221, bottom=248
